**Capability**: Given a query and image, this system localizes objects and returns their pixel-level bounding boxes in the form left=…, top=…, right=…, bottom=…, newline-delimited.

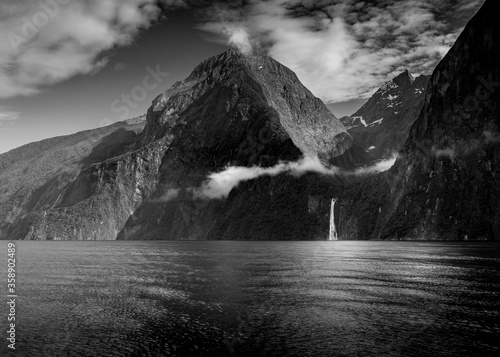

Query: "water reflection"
left=1, top=241, right=499, bottom=356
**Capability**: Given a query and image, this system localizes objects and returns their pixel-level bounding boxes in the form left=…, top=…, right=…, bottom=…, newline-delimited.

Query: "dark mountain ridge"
left=340, top=0, right=500, bottom=240
left=0, top=50, right=354, bottom=240
left=0, top=116, right=147, bottom=240
left=119, top=49, right=353, bottom=240
left=340, top=70, right=429, bottom=160
left=0, top=0, right=497, bottom=240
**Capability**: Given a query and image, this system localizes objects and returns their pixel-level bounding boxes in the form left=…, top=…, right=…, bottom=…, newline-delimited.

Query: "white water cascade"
left=329, top=198, right=338, bottom=241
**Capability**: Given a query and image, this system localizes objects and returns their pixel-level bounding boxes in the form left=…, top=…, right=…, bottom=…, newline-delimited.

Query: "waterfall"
left=329, top=198, right=338, bottom=241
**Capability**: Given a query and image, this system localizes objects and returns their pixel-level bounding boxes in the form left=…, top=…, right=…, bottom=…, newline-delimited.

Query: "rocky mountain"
left=119, top=49, right=353, bottom=240
left=0, top=49, right=353, bottom=240
left=0, top=116, right=147, bottom=239
left=0, top=0, right=496, bottom=241
left=340, top=70, right=429, bottom=160
left=340, top=0, right=499, bottom=240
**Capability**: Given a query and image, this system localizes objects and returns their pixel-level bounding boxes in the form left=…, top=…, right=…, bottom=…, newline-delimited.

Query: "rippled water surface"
left=1, top=241, right=500, bottom=357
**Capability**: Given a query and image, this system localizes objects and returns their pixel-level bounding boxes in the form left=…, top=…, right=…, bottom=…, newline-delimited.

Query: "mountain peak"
left=218, top=47, right=249, bottom=62
left=225, top=46, right=247, bottom=56
left=340, top=67, right=429, bottom=159
left=378, top=0, right=500, bottom=239
left=184, top=48, right=249, bottom=81
left=143, top=46, right=350, bottom=157
left=393, top=69, right=414, bottom=87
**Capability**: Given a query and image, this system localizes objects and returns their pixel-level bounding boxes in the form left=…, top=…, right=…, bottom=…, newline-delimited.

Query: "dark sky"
left=0, top=7, right=228, bottom=153
left=0, top=0, right=486, bottom=154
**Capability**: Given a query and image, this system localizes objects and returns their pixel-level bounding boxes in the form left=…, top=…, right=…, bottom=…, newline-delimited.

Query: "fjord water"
left=2, top=241, right=499, bottom=357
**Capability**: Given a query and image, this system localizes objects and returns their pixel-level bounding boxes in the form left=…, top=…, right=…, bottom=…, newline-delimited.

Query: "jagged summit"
left=183, top=47, right=249, bottom=82
left=381, top=0, right=500, bottom=239
left=341, top=0, right=500, bottom=240
left=0, top=1, right=495, bottom=241
left=340, top=70, right=429, bottom=159
left=0, top=44, right=356, bottom=240
left=143, top=47, right=351, bottom=160
left=171, top=48, right=295, bottom=92
left=119, top=47, right=355, bottom=239
left=376, top=69, right=415, bottom=95
left=393, top=69, right=415, bottom=87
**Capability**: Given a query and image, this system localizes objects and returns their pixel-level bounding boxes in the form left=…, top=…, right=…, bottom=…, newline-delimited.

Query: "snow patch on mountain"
left=353, top=116, right=367, bottom=127
left=379, top=81, right=397, bottom=93
left=366, top=118, right=384, bottom=127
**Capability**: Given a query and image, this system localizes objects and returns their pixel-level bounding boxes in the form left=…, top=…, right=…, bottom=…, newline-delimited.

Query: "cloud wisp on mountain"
left=190, top=156, right=339, bottom=199
left=148, top=155, right=397, bottom=201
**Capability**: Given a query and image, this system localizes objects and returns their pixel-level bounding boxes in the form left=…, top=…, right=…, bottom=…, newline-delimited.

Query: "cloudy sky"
left=0, top=0, right=485, bottom=154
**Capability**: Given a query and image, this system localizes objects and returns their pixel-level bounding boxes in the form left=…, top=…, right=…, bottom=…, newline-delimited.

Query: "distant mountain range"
left=341, top=0, right=499, bottom=240
left=0, top=0, right=498, bottom=240
left=340, top=70, right=429, bottom=160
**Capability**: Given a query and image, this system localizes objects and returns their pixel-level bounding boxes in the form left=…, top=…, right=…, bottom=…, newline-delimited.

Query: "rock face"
left=340, top=0, right=500, bottom=240
left=0, top=117, right=149, bottom=240
left=119, top=49, right=352, bottom=240
left=143, top=49, right=351, bottom=161
left=0, top=50, right=352, bottom=240
left=340, top=71, right=429, bottom=160
left=1, top=0, right=497, bottom=241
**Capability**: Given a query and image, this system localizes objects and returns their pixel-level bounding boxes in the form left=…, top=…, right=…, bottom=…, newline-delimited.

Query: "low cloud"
left=429, top=131, right=500, bottom=160
left=191, top=155, right=394, bottom=200
left=190, top=156, right=330, bottom=199
left=150, top=188, right=181, bottom=203
left=161, top=188, right=181, bottom=202
left=354, top=154, right=398, bottom=175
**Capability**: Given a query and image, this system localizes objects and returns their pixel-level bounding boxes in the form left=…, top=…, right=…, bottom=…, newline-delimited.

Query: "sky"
left=0, top=0, right=486, bottom=154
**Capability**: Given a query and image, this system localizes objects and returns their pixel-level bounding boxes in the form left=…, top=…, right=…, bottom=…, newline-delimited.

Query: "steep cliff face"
left=143, top=49, right=351, bottom=161
left=0, top=117, right=149, bottom=240
left=2, top=0, right=495, bottom=241
left=340, top=0, right=500, bottom=240
left=119, top=49, right=352, bottom=240
left=20, top=139, right=168, bottom=240
left=340, top=71, right=429, bottom=160
left=1, top=49, right=352, bottom=240
left=384, top=0, right=500, bottom=240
